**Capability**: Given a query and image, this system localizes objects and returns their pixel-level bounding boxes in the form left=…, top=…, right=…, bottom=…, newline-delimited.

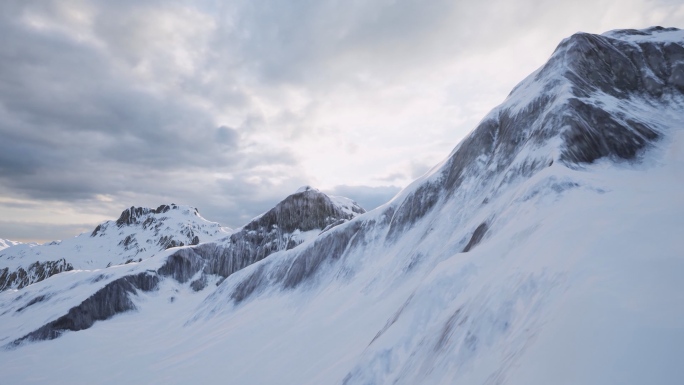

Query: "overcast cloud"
left=1, top=0, right=683, bottom=242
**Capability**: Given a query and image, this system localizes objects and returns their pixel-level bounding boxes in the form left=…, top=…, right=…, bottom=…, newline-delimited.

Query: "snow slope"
left=1, top=27, right=683, bottom=385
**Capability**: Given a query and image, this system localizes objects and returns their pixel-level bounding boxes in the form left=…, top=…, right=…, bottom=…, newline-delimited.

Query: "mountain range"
left=1, top=26, right=683, bottom=385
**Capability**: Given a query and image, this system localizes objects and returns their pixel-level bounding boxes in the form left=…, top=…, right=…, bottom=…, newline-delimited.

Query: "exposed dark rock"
left=188, top=189, right=365, bottom=282
left=164, top=240, right=185, bottom=249
left=119, top=234, right=136, bottom=249
left=244, top=188, right=363, bottom=234
left=282, top=223, right=358, bottom=289
left=230, top=221, right=363, bottom=304
left=560, top=99, right=659, bottom=164
left=190, top=275, right=208, bottom=291
left=231, top=265, right=267, bottom=304
left=387, top=182, right=442, bottom=239
left=115, top=204, right=176, bottom=227
left=463, top=223, right=488, bottom=252
left=157, top=248, right=205, bottom=283
left=0, top=259, right=74, bottom=291
left=158, top=235, right=192, bottom=250
left=116, top=206, right=148, bottom=227
left=9, top=272, right=159, bottom=346
left=90, top=224, right=102, bottom=237
left=154, top=204, right=171, bottom=214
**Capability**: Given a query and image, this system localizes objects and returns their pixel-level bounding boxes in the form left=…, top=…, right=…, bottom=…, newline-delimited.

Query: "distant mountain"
left=1, top=27, right=683, bottom=385
left=0, top=203, right=229, bottom=290
left=0, top=186, right=365, bottom=346
left=0, top=238, right=21, bottom=251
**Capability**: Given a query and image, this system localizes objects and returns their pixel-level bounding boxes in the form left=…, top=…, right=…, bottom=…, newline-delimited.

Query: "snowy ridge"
left=0, top=187, right=365, bottom=346
left=0, top=27, right=683, bottom=385
left=155, top=186, right=366, bottom=290
left=0, top=239, right=21, bottom=251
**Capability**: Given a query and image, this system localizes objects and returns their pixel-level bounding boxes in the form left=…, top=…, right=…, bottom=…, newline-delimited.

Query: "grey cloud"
left=410, top=161, right=433, bottom=179
left=375, top=172, right=407, bottom=183
left=0, top=220, right=95, bottom=244
left=0, top=3, right=276, bottom=205
left=325, top=185, right=401, bottom=212
left=2, top=0, right=681, bottom=242
left=215, top=126, right=239, bottom=146
left=209, top=0, right=554, bottom=87
left=210, top=170, right=312, bottom=227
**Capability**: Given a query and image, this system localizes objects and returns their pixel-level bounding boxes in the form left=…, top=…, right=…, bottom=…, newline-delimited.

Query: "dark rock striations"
left=158, top=187, right=366, bottom=285
left=6, top=188, right=365, bottom=344
left=10, top=272, right=159, bottom=346
left=385, top=27, right=682, bottom=236
left=0, top=259, right=73, bottom=291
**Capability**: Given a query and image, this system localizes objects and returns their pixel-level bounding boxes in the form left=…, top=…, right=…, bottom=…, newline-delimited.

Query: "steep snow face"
left=366, top=26, right=683, bottom=243
left=0, top=239, right=21, bottom=251
left=0, top=204, right=229, bottom=290
left=0, top=27, right=683, bottom=385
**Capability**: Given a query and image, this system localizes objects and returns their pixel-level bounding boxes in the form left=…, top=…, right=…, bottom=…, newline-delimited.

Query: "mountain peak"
left=245, top=187, right=365, bottom=234
left=114, top=204, right=202, bottom=228
left=295, top=185, right=319, bottom=194
left=602, top=26, right=682, bottom=41
left=164, top=187, right=368, bottom=282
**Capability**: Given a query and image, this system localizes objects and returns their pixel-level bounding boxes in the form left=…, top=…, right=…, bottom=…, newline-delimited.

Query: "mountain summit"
left=0, top=203, right=227, bottom=290
left=1, top=27, right=683, bottom=385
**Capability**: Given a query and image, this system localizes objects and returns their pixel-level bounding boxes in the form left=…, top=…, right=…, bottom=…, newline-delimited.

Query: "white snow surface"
left=1, top=28, right=683, bottom=384
left=328, top=194, right=365, bottom=217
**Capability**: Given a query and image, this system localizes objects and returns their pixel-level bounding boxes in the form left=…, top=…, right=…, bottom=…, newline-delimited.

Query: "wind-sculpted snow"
left=1, top=27, right=683, bottom=385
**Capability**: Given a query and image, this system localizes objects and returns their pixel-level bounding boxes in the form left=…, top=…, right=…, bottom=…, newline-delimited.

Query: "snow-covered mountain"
left=1, top=26, right=683, bottom=385
left=0, top=204, right=230, bottom=290
left=0, top=187, right=365, bottom=345
left=0, top=238, right=21, bottom=251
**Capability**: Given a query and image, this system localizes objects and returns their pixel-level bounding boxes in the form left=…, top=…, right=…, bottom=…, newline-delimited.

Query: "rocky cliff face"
left=382, top=27, right=682, bottom=241
left=0, top=259, right=73, bottom=291
left=152, top=187, right=365, bottom=292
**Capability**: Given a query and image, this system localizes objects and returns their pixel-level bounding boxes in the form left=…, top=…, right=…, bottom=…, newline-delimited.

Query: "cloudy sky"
left=1, top=0, right=682, bottom=242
